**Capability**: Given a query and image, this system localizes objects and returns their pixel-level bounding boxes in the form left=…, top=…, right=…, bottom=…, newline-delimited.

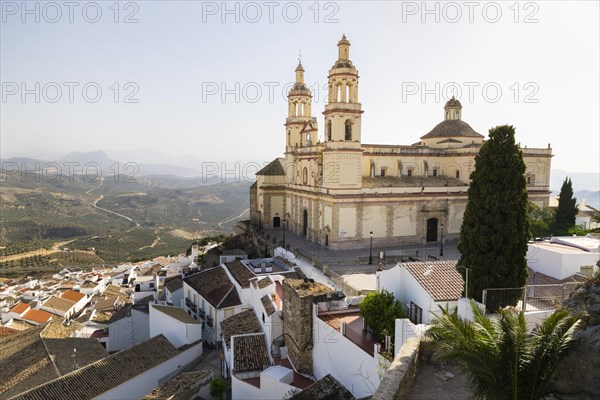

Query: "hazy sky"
left=1, top=1, right=599, bottom=172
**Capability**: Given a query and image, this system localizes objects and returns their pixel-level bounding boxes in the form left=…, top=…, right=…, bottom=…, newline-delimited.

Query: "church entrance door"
left=426, top=218, right=438, bottom=242
left=273, top=217, right=281, bottom=228
left=303, top=210, right=308, bottom=237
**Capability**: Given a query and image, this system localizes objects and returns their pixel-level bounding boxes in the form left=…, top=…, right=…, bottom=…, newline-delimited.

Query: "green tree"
left=359, top=289, right=405, bottom=341
left=458, top=125, right=530, bottom=303
left=553, top=178, right=578, bottom=235
left=209, top=378, right=228, bottom=399
left=528, top=202, right=555, bottom=239
left=427, top=302, right=581, bottom=400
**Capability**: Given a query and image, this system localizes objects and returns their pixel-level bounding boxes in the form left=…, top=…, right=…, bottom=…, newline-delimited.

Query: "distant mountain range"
left=2, top=151, right=598, bottom=206
left=2, top=150, right=204, bottom=179
left=1, top=150, right=267, bottom=182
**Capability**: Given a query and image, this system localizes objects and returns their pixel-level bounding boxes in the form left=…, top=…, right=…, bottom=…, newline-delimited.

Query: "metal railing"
left=482, top=282, right=581, bottom=313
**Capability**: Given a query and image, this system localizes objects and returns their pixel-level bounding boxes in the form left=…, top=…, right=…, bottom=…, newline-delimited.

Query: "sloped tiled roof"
left=232, top=333, right=271, bottom=373
left=0, top=323, right=107, bottom=399
left=164, top=276, right=183, bottom=292
left=60, top=290, right=86, bottom=303
left=290, top=374, right=355, bottom=400
left=22, top=309, right=53, bottom=324
left=0, top=326, right=18, bottom=338
left=261, top=295, right=276, bottom=316
left=184, top=267, right=241, bottom=309
left=10, top=302, right=29, bottom=314
left=224, top=260, right=256, bottom=289
left=42, top=296, right=76, bottom=313
left=142, top=370, right=213, bottom=400
left=107, top=302, right=149, bottom=324
left=252, top=277, right=274, bottom=289
left=12, top=335, right=178, bottom=400
left=256, top=158, right=285, bottom=176
left=0, top=325, right=55, bottom=397
left=403, top=261, right=464, bottom=301
left=152, top=305, right=199, bottom=325
left=220, top=309, right=262, bottom=350
left=526, top=267, right=588, bottom=285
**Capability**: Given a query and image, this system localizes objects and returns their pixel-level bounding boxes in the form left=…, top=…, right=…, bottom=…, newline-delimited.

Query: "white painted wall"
left=165, top=287, right=183, bottom=308
left=95, top=341, right=203, bottom=400
left=527, top=244, right=599, bottom=280
left=149, top=305, right=202, bottom=348
left=312, top=313, right=382, bottom=398
left=231, top=367, right=297, bottom=400
left=107, top=309, right=150, bottom=352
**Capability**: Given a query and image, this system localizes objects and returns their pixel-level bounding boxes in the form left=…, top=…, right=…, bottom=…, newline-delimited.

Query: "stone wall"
left=282, top=281, right=316, bottom=375
left=371, top=337, right=420, bottom=400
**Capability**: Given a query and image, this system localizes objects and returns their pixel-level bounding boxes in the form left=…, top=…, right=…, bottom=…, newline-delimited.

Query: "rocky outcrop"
left=545, top=272, right=600, bottom=400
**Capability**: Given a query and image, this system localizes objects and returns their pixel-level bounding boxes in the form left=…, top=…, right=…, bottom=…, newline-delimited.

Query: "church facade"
left=250, top=35, right=552, bottom=250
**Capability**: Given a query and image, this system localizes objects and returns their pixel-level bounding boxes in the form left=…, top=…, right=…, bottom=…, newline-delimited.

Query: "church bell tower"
left=322, top=35, right=363, bottom=189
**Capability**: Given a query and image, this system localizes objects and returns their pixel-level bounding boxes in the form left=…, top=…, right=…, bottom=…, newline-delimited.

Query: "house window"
left=407, top=169, right=413, bottom=177
left=149, top=282, right=154, bottom=288
left=455, top=170, right=460, bottom=178
left=432, top=169, right=438, bottom=177
left=303, top=167, right=308, bottom=185
left=327, top=120, right=332, bottom=141
left=380, top=168, right=386, bottom=177
left=409, top=302, right=423, bottom=324
left=262, top=312, right=265, bottom=323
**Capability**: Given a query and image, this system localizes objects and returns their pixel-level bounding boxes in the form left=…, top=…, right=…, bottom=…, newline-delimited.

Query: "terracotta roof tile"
left=224, top=260, right=256, bottom=289
left=22, top=310, right=53, bottom=324
left=152, top=305, right=199, bottom=324
left=41, top=297, right=76, bottom=313
left=290, top=374, right=355, bottom=399
left=10, top=303, right=29, bottom=314
left=220, top=309, right=262, bottom=350
left=232, top=333, right=271, bottom=373
left=164, top=277, right=183, bottom=292
left=256, top=158, right=285, bottom=176
left=261, top=295, right=276, bottom=316
left=142, top=370, right=213, bottom=399
left=403, top=261, right=464, bottom=301
left=184, top=267, right=241, bottom=309
left=12, top=335, right=178, bottom=400
left=60, top=290, right=86, bottom=303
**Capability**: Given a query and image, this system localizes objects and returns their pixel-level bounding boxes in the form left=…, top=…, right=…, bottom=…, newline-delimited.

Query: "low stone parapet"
left=371, top=337, right=420, bottom=400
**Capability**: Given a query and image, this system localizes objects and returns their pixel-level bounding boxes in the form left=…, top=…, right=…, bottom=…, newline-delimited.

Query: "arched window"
left=327, top=120, right=332, bottom=141
left=303, top=167, right=308, bottom=185
left=345, top=120, right=352, bottom=141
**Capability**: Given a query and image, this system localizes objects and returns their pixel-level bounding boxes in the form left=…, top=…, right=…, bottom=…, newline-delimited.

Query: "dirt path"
left=0, top=240, right=76, bottom=262
left=138, top=233, right=161, bottom=250
left=93, top=195, right=140, bottom=226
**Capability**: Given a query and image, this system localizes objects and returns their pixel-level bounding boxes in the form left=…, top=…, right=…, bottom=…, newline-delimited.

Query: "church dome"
left=445, top=97, right=462, bottom=108
left=289, top=82, right=311, bottom=96
left=421, top=119, right=483, bottom=139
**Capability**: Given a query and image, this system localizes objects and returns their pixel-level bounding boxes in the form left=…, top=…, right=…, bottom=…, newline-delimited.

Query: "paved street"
left=262, top=228, right=460, bottom=277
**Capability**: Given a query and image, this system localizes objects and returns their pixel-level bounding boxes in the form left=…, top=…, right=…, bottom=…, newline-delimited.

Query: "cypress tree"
left=458, top=125, right=530, bottom=305
left=553, top=178, right=578, bottom=235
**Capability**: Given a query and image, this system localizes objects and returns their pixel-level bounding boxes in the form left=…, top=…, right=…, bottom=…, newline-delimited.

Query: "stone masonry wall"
left=282, top=282, right=315, bottom=375
left=371, top=337, right=421, bottom=400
